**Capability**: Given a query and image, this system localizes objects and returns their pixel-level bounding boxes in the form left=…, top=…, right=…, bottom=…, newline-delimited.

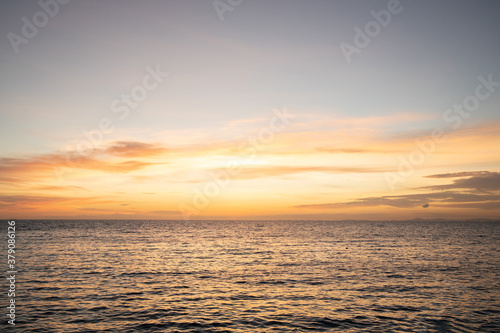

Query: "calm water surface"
left=5, top=220, right=500, bottom=332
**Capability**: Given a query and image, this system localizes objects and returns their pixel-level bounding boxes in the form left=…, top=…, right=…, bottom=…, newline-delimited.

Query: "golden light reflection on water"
left=12, top=220, right=500, bottom=332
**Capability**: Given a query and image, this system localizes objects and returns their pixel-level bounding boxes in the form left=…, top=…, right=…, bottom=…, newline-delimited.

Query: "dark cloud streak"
left=294, top=171, right=500, bottom=211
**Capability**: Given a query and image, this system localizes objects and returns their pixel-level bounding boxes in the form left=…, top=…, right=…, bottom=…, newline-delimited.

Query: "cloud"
left=432, top=202, right=500, bottom=210
left=294, top=191, right=500, bottom=209
left=0, top=176, right=23, bottom=184
left=79, top=207, right=116, bottom=212
left=0, top=149, right=160, bottom=182
left=422, top=172, right=500, bottom=192
left=294, top=170, right=500, bottom=211
left=316, top=147, right=403, bottom=154
left=425, top=171, right=494, bottom=179
left=209, top=165, right=394, bottom=180
left=292, top=112, right=434, bottom=132
left=149, top=210, right=179, bottom=215
left=0, top=194, right=117, bottom=208
left=103, top=141, right=168, bottom=157
left=35, top=185, right=89, bottom=191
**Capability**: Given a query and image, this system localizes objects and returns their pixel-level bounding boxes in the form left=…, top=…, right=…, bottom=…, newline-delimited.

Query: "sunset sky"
left=1, top=0, right=499, bottom=220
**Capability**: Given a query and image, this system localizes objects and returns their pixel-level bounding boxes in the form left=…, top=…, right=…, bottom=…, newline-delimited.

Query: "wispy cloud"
left=34, top=185, right=89, bottom=191
left=1, top=114, right=499, bottom=219
left=209, top=165, right=394, bottom=180
left=294, top=171, right=500, bottom=211
left=424, top=171, right=494, bottom=178
left=291, top=112, right=435, bottom=132
left=0, top=141, right=166, bottom=180
left=149, top=210, right=179, bottom=215
left=432, top=202, right=500, bottom=210
left=0, top=194, right=118, bottom=209
left=421, top=172, right=500, bottom=192
left=316, top=147, right=404, bottom=154
left=103, top=141, right=169, bottom=157
left=294, top=191, right=500, bottom=209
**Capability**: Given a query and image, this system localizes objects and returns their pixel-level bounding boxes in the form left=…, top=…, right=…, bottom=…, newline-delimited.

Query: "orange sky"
left=1, top=1, right=500, bottom=220
left=2, top=113, right=499, bottom=220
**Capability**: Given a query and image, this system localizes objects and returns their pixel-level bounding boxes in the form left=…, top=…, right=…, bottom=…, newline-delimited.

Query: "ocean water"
left=5, top=220, right=500, bottom=332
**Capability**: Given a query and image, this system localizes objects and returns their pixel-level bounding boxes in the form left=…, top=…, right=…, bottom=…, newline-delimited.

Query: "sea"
left=4, top=219, right=500, bottom=332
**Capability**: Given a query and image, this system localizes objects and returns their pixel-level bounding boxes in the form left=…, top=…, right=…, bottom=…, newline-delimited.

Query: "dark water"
left=3, top=220, right=500, bottom=332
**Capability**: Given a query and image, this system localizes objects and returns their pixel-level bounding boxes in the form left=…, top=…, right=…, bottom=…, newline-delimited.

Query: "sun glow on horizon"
left=1, top=1, right=500, bottom=220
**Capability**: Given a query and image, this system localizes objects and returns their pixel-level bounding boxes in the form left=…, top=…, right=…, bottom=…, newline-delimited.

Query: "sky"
left=1, top=0, right=499, bottom=220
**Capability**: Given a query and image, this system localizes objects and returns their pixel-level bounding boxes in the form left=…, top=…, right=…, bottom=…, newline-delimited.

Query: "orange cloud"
left=0, top=194, right=118, bottom=209
left=103, top=141, right=169, bottom=157
left=0, top=143, right=163, bottom=181
left=34, top=185, right=89, bottom=191
left=205, top=165, right=395, bottom=181
left=1, top=116, right=499, bottom=220
left=316, top=147, right=404, bottom=154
